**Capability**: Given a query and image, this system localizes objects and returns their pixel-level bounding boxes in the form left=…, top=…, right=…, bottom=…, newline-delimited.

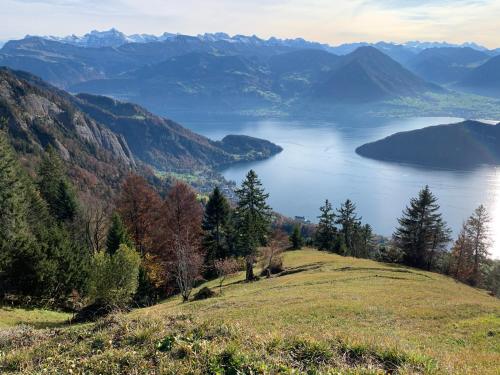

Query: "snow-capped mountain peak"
left=24, top=29, right=492, bottom=54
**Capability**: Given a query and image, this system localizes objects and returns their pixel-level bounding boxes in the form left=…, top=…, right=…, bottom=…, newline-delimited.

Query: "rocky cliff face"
left=0, top=68, right=135, bottom=194
left=0, top=68, right=283, bottom=196
left=74, top=93, right=283, bottom=171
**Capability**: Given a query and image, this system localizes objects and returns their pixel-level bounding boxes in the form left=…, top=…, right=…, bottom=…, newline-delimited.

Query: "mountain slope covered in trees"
left=0, top=67, right=136, bottom=195
left=356, top=120, right=500, bottom=169
left=74, top=93, right=283, bottom=170
left=0, top=68, right=282, bottom=187
left=1, top=250, right=498, bottom=373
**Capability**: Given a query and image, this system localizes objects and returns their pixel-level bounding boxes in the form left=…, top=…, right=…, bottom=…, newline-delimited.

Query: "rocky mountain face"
left=0, top=68, right=136, bottom=195
left=74, top=93, right=282, bottom=171
left=0, top=68, right=283, bottom=195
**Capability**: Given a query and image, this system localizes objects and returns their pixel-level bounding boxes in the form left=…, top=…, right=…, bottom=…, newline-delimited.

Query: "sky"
left=1, top=0, right=500, bottom=47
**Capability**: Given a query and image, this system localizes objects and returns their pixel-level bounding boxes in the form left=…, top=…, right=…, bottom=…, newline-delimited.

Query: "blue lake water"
left=184, top=116, right=500, bottom=258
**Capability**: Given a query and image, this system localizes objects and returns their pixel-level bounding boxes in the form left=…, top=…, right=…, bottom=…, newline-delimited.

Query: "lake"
left=184, top=116, right=500, bottom=258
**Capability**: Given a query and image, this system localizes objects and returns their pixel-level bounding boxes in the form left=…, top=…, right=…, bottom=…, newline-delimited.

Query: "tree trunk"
left=245, top=256, right=255, bottom=281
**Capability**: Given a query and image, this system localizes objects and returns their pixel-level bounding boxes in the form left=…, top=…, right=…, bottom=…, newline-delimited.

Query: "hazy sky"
left=1, top=0, right=499, bottom=47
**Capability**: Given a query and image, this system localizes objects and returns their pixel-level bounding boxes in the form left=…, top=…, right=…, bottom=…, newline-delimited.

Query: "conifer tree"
left=315, top=199, right=336, bottom=251
left=358, top=223, right=375, bottom=258
left=234, top=170, right=272, bottom=281
left=336, top=199, right=361, bottom=256
left=0, top=129, right=34, bottom=295
left=55, top=179, right=78, bottom=222
left=465, top=205, right=490, bottom=286
left=0, top=128, right=88, bottom=301
left=289, top=225, right=304, bottom=250
left=393, top=186, right=450, bottom=269
left=202, top=187, right=232, bottom=278
left=427, top=217, right=452, bottom=270
left=37, top=146, right=78, bottom=223
left=106, top=212, right=132, bottom=255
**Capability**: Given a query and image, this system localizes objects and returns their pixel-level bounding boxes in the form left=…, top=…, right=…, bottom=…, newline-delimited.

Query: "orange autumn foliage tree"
left=155, top=182, right=204, bottom=301
left=116, top=174, right=162, bottom=256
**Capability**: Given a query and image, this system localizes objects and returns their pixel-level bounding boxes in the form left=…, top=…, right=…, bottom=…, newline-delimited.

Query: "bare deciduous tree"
left=260, top=230, right=288, bottom=277
left=80, top=193, right=111, bottom=253
left=214, top=258, right=241, bottom=294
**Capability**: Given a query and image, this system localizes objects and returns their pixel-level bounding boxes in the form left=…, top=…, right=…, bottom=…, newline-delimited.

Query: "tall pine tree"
left=37, top=146, right=78, bottom=223
left=315, top=199, right=337, bottom=252
left=336, top=199, right=361, bottom=256
left=106, top=212, right=132, bottom=255
left=0, top=128, right=35, bottom=296
left=289, top=225, right=304, bottom=250
left=234, top=170, right=272, bottom=281
left=393, top=186, right=450, bottom=269
left=202, top=187, right=232, bottom=278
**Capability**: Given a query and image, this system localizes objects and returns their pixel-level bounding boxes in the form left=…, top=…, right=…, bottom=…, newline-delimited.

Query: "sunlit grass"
left=0, top=307, right=70, bottom=329
left=1, top=249, right=499, bottom=373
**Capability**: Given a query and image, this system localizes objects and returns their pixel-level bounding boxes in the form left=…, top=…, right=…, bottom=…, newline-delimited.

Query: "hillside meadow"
left=1, top=250, right=499, bottom=374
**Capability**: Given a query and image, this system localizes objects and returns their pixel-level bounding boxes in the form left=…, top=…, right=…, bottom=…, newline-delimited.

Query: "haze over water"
left=185, top=116, right=500, bottom=258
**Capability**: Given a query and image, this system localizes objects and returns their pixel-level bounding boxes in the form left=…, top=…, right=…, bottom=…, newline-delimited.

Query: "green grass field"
left=1, top=250, right=499, bottom=374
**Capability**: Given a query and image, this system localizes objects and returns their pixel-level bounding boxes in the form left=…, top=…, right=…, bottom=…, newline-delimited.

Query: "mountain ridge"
left=0, top=68, right=283, bottom=194
left=19, top=28, right=495, bottom=54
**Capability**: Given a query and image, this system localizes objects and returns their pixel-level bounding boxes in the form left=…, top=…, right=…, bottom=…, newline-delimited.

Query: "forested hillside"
left=0, top=68, right=282, bottom=196
left=356, top=120, right=500, bottom=169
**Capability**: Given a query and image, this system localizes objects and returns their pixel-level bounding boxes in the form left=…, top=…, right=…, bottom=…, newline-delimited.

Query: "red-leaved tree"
left=156, top=182, right=204, bottom=301
left=116, top=174, right=162, bottom=256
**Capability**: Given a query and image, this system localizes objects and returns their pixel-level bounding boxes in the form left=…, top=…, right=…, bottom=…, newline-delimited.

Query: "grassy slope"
left=1, top=250, right=499, bottom=374
left=0, top=307, right=70, bottom=329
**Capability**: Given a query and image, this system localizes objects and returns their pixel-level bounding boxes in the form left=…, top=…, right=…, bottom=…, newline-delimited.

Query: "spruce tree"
left=393, top=186, right=450, bottom=269
left=427, top=217, right=452, bottom=270
left=289, top=225, right=303, bottom=250
left=315, top=199, right=336, bottom=251
left=358, top=223, right=374, bottom=258
left=0, top=129, right=89, bottom=301
left=234, top=170, right=272, bottom=281
left=0, top=129, right=34, bottom=295
left=336, top=199, right=361, bottom=256
left=202, top=187, right=232, bottom=278
left=55, top=179, right=78, bottom=222
left=38, top=146, right=78, bottom=223
left=106, top=212, right=132, bottom=255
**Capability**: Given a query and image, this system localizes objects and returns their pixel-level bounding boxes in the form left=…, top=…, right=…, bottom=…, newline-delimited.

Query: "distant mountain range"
left=456, top=55, right=500, bottom=97
left=1, top=29, right=500, bottom=115
left=29, top=28, right=496, bottom=55
left=0, top=68, right=282, bottom=195
left=356, top=120, right=500, bottom=169
left=406, top=47, right=490, bottom=85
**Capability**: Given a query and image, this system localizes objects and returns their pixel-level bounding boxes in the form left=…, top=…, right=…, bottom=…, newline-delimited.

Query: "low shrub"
left=193, top=287, right=216, bottom=301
